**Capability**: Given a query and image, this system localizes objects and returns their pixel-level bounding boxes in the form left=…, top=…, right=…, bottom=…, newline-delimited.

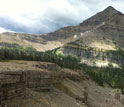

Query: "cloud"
left=0, top=0, right=123, bottom=34
left=0, top=27, right=8, bottom=33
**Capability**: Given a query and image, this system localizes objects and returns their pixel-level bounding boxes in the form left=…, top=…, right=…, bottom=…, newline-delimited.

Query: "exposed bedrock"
left=61, top=47, right=124, bottom=65
left=0, top=61, right=82, bottom=105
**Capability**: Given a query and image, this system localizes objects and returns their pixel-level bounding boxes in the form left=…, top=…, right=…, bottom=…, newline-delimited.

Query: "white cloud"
left=0, top=27, right=7, bottom=33
left=0, top=27, right=14, bottom=33
left=0, top=0, right=123, bottom=34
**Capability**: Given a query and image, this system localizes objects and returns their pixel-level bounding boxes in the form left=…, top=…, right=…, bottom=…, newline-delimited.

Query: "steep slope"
left=75, top=6, right=124, bottom=50
left=0, top=26, right=86, bottom=52
left=80, top=6, right=120, bottom=26
left=0, top=32, right=63, bottom=51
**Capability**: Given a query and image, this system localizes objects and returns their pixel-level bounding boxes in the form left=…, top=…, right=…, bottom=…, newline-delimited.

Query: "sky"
left=0, top=0, right=123, bottom=34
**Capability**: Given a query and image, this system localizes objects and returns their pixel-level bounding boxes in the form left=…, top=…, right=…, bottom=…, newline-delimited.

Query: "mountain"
left=0, top=6, right=124, bottom=67
left=56, top=6, right=124, bottom=67
left=80, top=6, right=120, bottom=26
left=43, top=6, right=124, bottom=49
left=0, top=32, right=63, bottom=51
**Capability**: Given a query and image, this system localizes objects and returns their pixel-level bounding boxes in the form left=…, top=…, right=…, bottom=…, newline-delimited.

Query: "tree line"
left=0, top=46, right=124, bottom=94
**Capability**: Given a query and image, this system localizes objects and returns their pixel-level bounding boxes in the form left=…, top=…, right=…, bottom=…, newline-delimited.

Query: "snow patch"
left=73, top=35, right=77, bottom=38
left=81, top=32, right=83, bottom=36
left=81, top=59, right=119, bottom=68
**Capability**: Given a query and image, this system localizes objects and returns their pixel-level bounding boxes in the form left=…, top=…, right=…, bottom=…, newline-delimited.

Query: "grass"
left=0, top=60, right=28, bottom=64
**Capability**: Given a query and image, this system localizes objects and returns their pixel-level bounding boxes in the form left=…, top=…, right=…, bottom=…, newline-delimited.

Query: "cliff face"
left=0, top=61, right=63, bottom=102
left=60, top=46, right=124, bottom=66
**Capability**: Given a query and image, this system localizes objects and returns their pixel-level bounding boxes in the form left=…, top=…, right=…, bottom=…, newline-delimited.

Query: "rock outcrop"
left=59, top=45, right=124, bottom=66
left=0, top=61, right=85, bottom=107
left=0, top=62, right=62, bottom=102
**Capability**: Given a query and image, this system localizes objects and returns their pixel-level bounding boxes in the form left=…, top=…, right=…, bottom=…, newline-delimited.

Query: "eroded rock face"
left=0, top=61, right=63, bottom=103
left=0, top=61, right=83, bottom=106
left=60, top=47, right=124, bottom=66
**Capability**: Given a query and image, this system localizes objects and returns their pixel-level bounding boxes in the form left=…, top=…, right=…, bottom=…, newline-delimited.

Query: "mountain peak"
left=105, top=6, right=116, bottom=11
left=103, top=6, right=118, bottom=14
left=80, top=6, right=121, bottom=26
